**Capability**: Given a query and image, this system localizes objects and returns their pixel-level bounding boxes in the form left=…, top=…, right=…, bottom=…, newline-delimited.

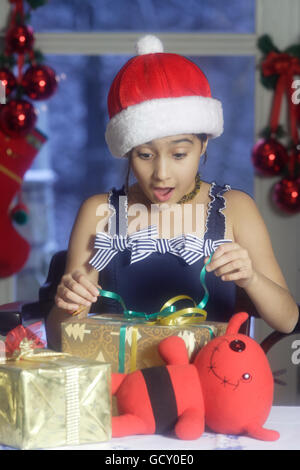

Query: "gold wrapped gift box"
left=61, top=314, right=227, bottom=374
left=0, top=349, right=111, bottom=450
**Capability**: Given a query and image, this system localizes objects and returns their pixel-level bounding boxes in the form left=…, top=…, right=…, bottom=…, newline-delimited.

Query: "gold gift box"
left=0, top=349, right=111, bottom=450
left=61, top=314, right=227, bottom=374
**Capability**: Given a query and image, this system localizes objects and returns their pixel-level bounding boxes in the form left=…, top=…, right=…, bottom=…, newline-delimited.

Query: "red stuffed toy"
left=111, top=312, right=279, bottom=441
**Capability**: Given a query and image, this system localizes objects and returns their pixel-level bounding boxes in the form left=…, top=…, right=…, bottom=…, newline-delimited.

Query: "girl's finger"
left=214, top=259, right=245, bottom=277
left=206, top=248, right=244, bottom=272
left=57, top=285, right=93, bottom=306
left=64, top=277, right=98, bottom=303
left=73, top=271, right=100, bottom=298
left=210, top=242, right=239, bottom=260
left=55, top=295, right=79, bottom=311
left=221, top=269, right=250, bottom=282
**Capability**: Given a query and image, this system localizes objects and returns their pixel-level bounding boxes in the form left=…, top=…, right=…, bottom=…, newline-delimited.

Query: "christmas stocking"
left=0, top=127, right=47, bottom=278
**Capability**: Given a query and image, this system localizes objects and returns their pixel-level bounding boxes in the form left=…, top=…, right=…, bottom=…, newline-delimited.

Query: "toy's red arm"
left=111, top=373, right=127, bottom=394
left=158, top=336, right=190, bottom=365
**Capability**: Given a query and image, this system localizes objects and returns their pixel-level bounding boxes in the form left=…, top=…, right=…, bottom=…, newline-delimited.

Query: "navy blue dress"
left=89, top=182, right=236, bottom=322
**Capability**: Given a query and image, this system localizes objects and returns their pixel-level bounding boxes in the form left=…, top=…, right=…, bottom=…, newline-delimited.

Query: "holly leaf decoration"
left=281, top=161, right=300, bottom=179
left=25, top=49, right=45, bottom=65
left=259, top=71, right=278, bottom=90
left=257, top=34, right=280, bottom=55
left=33, top=50, right=45, bottom=64
left=281, top=163, right=292, bottom=179
left=284, top=44, right=300, bottom=58
left=259, top=125, right=286, bottom=139
left=26, top=0, right=49, bottom=8
left=24, top=12, right=32, bottom=22
left=0, top=53, right=16, bottom=69
left=15, top=84, right=25, bottom=100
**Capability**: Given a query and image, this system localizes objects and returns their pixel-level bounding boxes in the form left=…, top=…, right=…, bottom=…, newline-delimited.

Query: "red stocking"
left=0, top=128, right=47, bottom=277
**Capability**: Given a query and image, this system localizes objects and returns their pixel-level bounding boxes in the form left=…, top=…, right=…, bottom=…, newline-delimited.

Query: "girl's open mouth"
left=153, top=187, right=174, bottom=201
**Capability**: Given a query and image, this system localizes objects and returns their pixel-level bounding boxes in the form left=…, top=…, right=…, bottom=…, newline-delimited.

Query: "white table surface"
left=50, top=406, right=299, bottom=451
left=1, top=406, right=298, bottom=451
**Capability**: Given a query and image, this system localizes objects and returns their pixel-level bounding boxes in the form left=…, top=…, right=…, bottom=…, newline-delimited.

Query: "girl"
left=46, top=35, right=298, bottom=350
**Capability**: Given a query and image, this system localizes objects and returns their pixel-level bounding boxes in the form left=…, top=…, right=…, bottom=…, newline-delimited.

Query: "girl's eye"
left=138, top=153, right=152, bottom=159
left=173, top=153, right=186, bottom=159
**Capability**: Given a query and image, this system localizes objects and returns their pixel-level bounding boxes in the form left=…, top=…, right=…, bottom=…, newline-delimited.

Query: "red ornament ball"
left=272, top=177, right=300, bottom=214
left=252, top=138, right=288, bottom=176
left=0, top=99, right=37, bottom=137
left=21, top=65, right=58, bottom=101
left=6, top=24, right=34, bottom=54
left=0, top=67, right=17, bottom=97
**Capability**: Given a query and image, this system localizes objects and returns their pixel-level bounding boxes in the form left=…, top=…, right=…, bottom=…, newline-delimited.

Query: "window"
left=30, top=0, right=255, bottom=33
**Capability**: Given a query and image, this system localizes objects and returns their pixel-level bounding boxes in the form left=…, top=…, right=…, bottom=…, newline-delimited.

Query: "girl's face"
left=130, top=134, right=207, bottom=205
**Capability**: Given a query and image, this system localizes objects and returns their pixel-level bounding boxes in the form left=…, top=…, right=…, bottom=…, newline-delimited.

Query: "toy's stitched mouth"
left=208, top=339, right=240, bottom=390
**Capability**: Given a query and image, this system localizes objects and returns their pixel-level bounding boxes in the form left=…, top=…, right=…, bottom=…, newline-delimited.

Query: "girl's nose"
left=153, top=157, right=170, bottom=181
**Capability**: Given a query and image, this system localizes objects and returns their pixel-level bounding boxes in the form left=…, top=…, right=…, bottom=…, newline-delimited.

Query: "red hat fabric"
left=105, top=35, right=224, bottom=158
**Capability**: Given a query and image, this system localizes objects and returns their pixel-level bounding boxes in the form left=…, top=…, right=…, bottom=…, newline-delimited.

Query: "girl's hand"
left=55, top=270, right=101, bottom=312
left=204, top=242, right=256, bottom=289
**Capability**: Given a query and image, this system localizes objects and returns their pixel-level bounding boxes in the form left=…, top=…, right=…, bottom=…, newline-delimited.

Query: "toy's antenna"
left=226, top=312, right=249, bottom=335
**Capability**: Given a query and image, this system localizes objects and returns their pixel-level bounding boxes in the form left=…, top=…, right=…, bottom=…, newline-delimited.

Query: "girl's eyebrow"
left=170, top=138, right=194, bottom=144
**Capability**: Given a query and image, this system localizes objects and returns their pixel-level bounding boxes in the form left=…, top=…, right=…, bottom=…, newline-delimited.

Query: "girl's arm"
left=205, top=191, right=299, bottom=334
left=46, top=193, right=109, bottom=350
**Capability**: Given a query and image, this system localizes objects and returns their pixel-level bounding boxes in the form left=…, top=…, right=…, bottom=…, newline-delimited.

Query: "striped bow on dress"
left=89, top=225, right=232, bottom=272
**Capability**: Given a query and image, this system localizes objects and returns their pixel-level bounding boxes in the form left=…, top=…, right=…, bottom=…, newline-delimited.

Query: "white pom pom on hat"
left=105, top=35, right=223, bottom=158
left=135, top=35, right=164, bottom=55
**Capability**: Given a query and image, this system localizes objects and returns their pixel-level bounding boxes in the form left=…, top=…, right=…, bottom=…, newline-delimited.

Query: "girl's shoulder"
left=79, top=192, right=111, bottom=214
left=77, top=192, right=112, bottom=233
left=223, top=187, right=256, bottom=211
left=83, top=192, right=110, bottom=205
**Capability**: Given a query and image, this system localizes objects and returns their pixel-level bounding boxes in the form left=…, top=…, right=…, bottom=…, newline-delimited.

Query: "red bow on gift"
left=5, top=322, right=45, bottom=357
left=261, top=51, right=300, bottom=147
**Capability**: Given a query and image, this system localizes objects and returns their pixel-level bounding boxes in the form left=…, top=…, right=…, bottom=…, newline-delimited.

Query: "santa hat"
left=105, top=35, right=223, bottom=158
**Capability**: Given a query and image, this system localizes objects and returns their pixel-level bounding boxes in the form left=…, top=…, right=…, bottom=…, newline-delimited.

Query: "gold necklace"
left=177, top=172, right=201, bottom=204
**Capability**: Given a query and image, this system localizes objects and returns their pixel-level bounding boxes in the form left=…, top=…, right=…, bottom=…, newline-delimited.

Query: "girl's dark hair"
left=197, top=133, right=208, bottom=164
left=124, top=133, right=208, bottom=196
left=124, top=151, right=132, bottom=196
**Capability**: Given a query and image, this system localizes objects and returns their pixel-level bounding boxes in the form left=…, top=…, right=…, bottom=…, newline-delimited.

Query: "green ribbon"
left=97, top=253, right=214, bottom=373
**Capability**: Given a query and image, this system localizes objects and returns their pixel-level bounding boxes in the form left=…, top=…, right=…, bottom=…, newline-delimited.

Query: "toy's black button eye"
left=229, top=339, right=246, bottom=352
left=242, top=373, right=251, bottom=381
